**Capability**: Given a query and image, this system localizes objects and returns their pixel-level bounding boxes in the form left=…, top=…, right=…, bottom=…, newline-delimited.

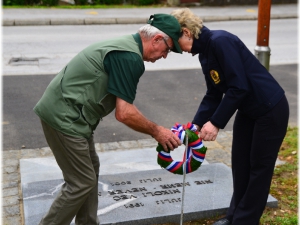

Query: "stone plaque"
left=22, top=163, right=277, bottom=225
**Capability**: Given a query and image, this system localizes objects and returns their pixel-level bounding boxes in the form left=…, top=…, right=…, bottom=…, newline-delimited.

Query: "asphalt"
left=2, top=4, right=298, bottom=26
left=2, top=4, right=298, bottom=225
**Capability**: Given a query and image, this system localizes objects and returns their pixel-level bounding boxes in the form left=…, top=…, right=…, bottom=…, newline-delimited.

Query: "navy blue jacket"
left=192, top=26, right=284, bottom=129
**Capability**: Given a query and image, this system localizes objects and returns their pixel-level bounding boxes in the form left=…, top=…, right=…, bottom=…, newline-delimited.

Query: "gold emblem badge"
left=210, top=70, right=220, bottom=84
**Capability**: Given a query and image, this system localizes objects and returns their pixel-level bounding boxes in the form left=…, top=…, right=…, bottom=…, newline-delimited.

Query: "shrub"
left=74, top=0, right=89, bottom=5
left=102, top=0, right=122, bottom=4
left=3, top=0, right=27, bottom=5
left=41, top=0, right=59, bottom=5
left=130, top=0, right=156, bottom=5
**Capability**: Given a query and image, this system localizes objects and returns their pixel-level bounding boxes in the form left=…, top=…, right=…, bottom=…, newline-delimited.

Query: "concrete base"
left=20, top=147, right=277, bottom=225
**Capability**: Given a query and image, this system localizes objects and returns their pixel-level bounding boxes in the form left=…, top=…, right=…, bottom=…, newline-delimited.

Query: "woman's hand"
left=200, top=121, right=219, bottom=141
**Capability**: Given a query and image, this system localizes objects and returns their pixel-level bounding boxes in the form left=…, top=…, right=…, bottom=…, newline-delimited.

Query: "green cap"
left=147, top=14, right=182, bottom=54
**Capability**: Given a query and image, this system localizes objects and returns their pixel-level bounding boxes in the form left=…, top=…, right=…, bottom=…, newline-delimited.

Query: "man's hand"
left=200, top=121, right=219, bottom=141
left=152, top=126, right=181, bottom=151
left=115, top=97, right=181, bottom=151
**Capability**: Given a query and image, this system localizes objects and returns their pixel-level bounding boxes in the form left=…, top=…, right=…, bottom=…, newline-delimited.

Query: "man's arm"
left=115, top=97, right=181, bottom=151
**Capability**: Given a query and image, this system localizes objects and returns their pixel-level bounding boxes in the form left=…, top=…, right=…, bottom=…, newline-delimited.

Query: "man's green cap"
left=147, top=14, right=182, bottom=54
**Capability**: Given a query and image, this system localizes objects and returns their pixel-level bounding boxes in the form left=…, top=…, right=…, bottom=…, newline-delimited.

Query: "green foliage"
left=3, top=0, right=58, bottom=6
left=2, top=0, right=156, bottom=6
left=41, top=0, right=59, bottom=6
left=93, top=0, right=158, bottom=5
left=130, top=0, right=157, bottom=5
left=3, top=0, right=26, bottom=6
left=101, top=0, right=122, bottom=5
left=74, top=0, right=88, bottom=5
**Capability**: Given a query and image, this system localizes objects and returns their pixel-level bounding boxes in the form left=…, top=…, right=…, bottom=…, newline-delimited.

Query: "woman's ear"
left=182, top=27, right=192, bottom=38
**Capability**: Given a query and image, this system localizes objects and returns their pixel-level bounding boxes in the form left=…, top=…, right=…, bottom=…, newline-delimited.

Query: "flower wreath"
left=156, top=122, right=207, bottom=175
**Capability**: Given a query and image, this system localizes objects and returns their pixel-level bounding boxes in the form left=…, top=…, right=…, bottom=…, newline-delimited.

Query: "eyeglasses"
left=162, top=38, right=172, bottom=54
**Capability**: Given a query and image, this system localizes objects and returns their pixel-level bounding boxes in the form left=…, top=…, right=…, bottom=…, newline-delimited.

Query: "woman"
left=171, top=8, right=289, bottom=225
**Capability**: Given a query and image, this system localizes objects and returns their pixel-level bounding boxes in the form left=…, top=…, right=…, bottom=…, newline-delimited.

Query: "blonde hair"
left=170, top=8, right=203, bottom=39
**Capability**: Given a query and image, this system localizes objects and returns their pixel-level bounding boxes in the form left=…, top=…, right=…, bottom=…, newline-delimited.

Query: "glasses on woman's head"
left=162, top=38, right=172, bottom=54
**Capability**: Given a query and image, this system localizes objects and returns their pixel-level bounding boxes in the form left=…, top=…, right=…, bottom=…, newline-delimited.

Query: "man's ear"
left=153, top=34, right=163, bottom=43
left=151, top=34, right=161, bottom=48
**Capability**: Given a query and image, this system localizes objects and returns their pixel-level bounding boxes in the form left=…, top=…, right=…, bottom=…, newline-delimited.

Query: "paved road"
left=3, top=64, right=298, bottom=150
left=3, top=4, right=297, bottom=22
left=3, top=19, right=298, bottom=75
left=2, top=4, right=298, bottom=150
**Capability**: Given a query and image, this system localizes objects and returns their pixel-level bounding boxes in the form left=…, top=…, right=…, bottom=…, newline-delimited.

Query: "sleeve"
left=104, top=51, right=145, bottom=104
left=209, top=36, right=250, bottom=129
left=192, top=74, right=223, bottom=127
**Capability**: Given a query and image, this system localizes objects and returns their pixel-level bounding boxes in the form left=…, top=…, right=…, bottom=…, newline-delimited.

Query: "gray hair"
left=138, top=24, right=170, bottom=40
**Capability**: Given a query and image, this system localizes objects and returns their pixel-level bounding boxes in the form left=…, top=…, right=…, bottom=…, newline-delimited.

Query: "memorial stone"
left=21, top=158, right=277, bottom=225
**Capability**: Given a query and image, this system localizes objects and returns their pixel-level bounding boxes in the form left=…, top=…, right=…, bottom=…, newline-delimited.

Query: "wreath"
left=156, top=122, right=207, bottom=175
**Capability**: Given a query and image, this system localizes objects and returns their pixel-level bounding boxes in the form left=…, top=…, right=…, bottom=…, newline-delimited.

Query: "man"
left=34, top=14, right=182, bottom=225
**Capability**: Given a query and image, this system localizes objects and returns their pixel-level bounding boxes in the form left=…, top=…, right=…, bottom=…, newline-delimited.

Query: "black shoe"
left=212, top=217, right=231, bottom=225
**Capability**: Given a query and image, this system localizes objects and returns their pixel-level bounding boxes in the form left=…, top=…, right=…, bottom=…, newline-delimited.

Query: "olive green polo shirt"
left=104, top=33, right=144, bottom=104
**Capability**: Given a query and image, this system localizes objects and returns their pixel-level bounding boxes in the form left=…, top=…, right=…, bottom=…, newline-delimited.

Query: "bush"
left=137, top=0, right=155, bottom=5
left=74, top=0, right=89, bottom=5
left=91, top=0, right=122, bottom=4
left=41, top=0, right=59, bottom=5
left=3, top=0, right=28, bottom=5
left=102, top=0, right=122, bottom=4
left=3, top=0, right=57, bottom=6
left=129, top=0, right=156, bottom=5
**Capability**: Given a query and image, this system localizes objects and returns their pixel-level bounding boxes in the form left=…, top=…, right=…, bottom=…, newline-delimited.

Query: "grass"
left=260, top=126, right=298, bottom=225
left=157, top=127, right=298, bottom=225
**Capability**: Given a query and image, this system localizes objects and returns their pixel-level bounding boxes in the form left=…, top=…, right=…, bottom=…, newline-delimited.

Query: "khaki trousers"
left=39, top=120, right=100, bottom=225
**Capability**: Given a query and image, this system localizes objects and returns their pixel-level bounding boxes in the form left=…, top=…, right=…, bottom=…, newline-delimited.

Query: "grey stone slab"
left=19, top=146, right=208, bottom=183
left=21, top=163, right=277, bottom=225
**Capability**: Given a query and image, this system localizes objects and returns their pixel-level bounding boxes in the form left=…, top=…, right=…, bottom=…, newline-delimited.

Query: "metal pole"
left=254, top=0, right=272, bottom=71
left=180, top=133, right=188, bottom=225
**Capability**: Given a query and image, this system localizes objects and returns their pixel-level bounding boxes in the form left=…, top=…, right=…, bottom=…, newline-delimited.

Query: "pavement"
left=2, top=4, right=298, bottom=26
left=2, top=4, right=298, bottom=225
left=3, top=4, right=298, bottom=76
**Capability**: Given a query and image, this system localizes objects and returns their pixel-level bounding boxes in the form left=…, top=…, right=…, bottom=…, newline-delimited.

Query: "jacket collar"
left=132, top=33, right=143, bottom=56
left=191, top=26, right=211, bottom=55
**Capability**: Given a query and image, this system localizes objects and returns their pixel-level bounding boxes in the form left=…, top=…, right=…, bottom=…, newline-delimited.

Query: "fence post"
left=254, top=0, right=271, bottom=71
